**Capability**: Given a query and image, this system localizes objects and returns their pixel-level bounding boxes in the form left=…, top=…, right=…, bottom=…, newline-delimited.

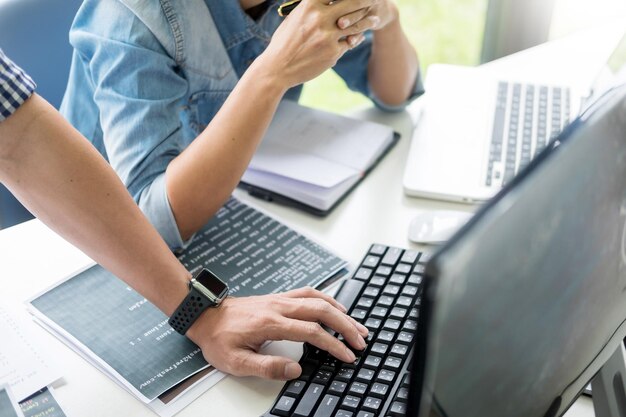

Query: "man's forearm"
left=368, top=9, right=419, bottom=107
left=0, top=94, right=191, bottom=315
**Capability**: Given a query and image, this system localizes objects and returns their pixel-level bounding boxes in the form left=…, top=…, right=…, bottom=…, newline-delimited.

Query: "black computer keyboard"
left=262, top=244, right=430, bottom=417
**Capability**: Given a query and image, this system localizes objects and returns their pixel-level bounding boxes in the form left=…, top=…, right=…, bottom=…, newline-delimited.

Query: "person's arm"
left=0, top=93, right=192, bottom=311
left=367, top=2, right=420, bottom=106
left=334, top=0, right=421, bottom=108
left=167, top=0, right=380, bottom=239
left=0, top=93, right=367, bottom=380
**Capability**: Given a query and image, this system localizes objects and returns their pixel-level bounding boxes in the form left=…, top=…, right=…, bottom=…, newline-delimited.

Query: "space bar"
left=334, top=279, right=364, bottom=312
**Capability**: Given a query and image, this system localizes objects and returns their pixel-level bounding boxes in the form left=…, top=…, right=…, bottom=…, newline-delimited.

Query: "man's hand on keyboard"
left=186, top=286, right=369, bottom=380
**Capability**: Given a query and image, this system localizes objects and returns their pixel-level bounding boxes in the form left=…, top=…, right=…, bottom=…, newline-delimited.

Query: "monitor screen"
left=415, top=85, right=626, bottom=417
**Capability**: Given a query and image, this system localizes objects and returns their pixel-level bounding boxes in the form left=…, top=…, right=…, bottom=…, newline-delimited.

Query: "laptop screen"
left=413, top=85, right=626, bottom=417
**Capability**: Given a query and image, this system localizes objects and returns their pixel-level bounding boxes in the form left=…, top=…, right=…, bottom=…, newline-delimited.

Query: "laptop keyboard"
left=486, top=82, right=571, bottom=187
left=263, top=244, right=429, bottom=417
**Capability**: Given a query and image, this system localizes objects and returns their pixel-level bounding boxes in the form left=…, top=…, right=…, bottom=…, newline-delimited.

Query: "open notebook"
left=240, top=101, right=398, bottom=215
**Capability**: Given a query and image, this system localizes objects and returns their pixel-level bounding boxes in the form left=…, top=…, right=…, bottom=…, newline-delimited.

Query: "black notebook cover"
left=239, top=131, right=401, bottom=217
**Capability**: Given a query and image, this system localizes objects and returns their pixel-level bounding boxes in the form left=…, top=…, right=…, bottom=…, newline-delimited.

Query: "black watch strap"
left=168, top=286, right=216, bottom=335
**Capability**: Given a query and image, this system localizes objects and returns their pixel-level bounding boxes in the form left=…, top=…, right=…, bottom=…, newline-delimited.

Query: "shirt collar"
left=204, top=0, right=279, bottom=49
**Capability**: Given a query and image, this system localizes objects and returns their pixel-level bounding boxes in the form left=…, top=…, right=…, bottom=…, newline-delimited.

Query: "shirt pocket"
left=184, top=90, right=232, bottom=135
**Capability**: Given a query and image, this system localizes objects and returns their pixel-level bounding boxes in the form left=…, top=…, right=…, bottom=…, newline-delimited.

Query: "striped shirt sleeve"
left=0, top=49, right=36, bottom=122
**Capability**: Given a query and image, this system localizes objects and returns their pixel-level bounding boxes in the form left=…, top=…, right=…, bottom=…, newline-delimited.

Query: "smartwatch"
left=168, top=269, right=229, bottom=335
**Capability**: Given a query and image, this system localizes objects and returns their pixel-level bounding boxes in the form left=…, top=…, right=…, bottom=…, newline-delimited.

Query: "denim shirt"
left=60, top=0, right=424, bottom=250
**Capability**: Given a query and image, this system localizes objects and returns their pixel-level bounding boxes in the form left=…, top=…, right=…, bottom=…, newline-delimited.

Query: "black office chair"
left=0, top=0, right=83, bottom=229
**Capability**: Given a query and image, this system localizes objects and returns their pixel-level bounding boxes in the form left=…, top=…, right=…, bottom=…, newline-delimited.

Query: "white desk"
left=1, top=21, right=624, bottom=417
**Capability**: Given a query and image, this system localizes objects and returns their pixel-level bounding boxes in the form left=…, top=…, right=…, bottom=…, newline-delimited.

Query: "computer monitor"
left=410, top=83, right=626, bottom=417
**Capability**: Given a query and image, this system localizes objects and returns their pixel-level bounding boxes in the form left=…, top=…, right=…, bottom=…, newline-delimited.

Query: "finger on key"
left=275, top=318, right=358, bottom=363
left=282, top=286, right=348, bottom=313
left=280, top=298, right=367, bottom=351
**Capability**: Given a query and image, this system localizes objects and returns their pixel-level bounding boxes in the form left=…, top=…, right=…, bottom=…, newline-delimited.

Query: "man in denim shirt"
left=61, top=0, right=422, bottom=250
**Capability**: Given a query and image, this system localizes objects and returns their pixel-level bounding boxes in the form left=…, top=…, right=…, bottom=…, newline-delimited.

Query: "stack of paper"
left=242, top=101, right=396, bottom=213
left=0, top=303, right=61, bottom=402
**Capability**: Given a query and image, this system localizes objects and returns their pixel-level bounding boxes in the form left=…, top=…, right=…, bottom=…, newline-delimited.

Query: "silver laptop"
left=403, top=31, right=626, bottom=203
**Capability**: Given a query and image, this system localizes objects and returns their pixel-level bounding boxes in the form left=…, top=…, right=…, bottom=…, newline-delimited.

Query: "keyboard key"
left=370, top=306, right=388, bottom=318
left=381, top=247, right=402, bottom=266
left=397, top=332, right=414, bottom=344
left=369, top=382, right=389, bottom=397
left=374, top=265, right=393, bottom=277
left=390, top=307, right=408, bottom=319
left=362, top=256, right=380, bottom=268
left=369, top=276, right=387, bottom=287
left=409, top=308, right=418, bottom=319
left=418, top=252, right=432, bottom=264
left=322, top=356, right=339, bottom=369
left=313, top=395, right=340, bottom=417
left=390, top=401, right=407, bottom=416
left=400, top=250, right=419, bottom=264
left=362, top=397, right=382, bottom=412
left=397, top=387, right=409, bottom=400
left=285, top=379, right=307, bottom=397
left=341, top=395, right=361, bottom=411
left=377, top=369, right=396, bottom=383
left=382, top=284, right=401, bottom=296
left=403, top=320, right=418, bottom=331
left=391, top=343, right=408, bottom=357
left=313, top=370, right=333, bottom=384
left=328, top=380, right=347, bottom=395
left=401, top=286, right=418, bottom=297
left=354, top=268, right=372, bottom=281
left=384, top=356, right=402, bottom=370
left=370, top=342, right=388, bottom=355
left=364, top=355, right=382, bottom=369
left=383, top=319, right=401, bottom=331
left=356, top=412, right=375, bottom=417
left=293, top=383, right=324, bottom=417
left=336, top=366, right=355, bottom=381
left=377, top=296, right=394, bottom=306
left=364, top=318, right=382, bottom=331
left=356, top=368, right=375, bottom=383
left=395, top=264, right=412, bottom=274
left=377, top=330, right=395, bottom=342
left=407, top=275, right=422, bottom=286
left=412, top=264, right=425, bottom=274
left=356, top=298, right=374, bottom=309
left=363, top=286, right=380, bottom=298
left=349, top=381, right=368, bottom=396
left=335, top=410, right=353, bottom=417
left=401, top=373, right=411, bottom=387
left=350, top=309, right=367, bottom=320
left=272, top=395, right=296, bottom=416
left=389, top=274, right=407, bottom=285
left=396, top=296, right=413, bottom=307
left=369, top=244, right=387, bottom=256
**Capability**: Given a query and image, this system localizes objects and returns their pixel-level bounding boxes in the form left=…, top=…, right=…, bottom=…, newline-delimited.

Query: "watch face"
left=195, top=269, right=229, bottom=298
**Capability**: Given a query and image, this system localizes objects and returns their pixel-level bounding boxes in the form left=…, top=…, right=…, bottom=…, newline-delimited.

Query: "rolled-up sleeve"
left=68, top=2, right=192, bottom=249
left=0, top=49, right=36, bottom=122
left=332, top=31, right=424, bottom=112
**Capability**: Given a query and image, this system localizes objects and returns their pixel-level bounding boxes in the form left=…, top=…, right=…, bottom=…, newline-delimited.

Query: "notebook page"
left=261, top=101, right=394, bottom=172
